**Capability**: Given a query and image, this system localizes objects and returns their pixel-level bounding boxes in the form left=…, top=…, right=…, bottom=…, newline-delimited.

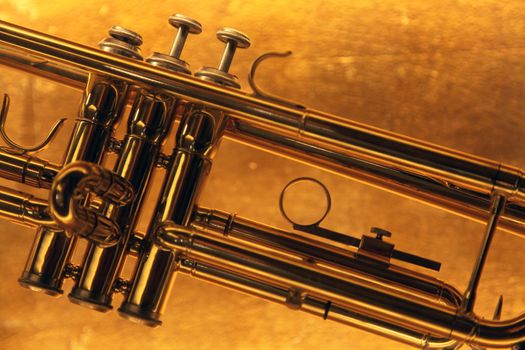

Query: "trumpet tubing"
left=0, top=7, right=523, bottom=350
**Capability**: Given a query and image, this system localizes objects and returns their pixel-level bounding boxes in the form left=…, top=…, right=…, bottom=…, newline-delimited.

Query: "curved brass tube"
left=191, top=207, right=462, bottom=307
left=49, top=161, right=134, bottom=247
left=471, top=317, right=525, bottom=348
left=155, top=222, right=525, bottom=348
left=178, top=259, right=458, bottom=350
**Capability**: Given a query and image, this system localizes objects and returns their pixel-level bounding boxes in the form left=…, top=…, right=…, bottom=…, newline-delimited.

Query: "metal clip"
left=0, top=93, right=66, bottom=154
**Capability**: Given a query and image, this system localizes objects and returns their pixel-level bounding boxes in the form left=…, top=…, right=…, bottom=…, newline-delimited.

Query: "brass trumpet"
left=0, top=12, right=523, bottom=350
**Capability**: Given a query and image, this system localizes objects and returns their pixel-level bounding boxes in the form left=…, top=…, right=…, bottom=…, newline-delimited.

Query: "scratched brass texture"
left=0, top=1, right=524, bottom=349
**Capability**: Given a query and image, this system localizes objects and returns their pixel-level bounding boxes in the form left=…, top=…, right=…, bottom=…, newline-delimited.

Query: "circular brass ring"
left=279, top=177, right=332, bottom=227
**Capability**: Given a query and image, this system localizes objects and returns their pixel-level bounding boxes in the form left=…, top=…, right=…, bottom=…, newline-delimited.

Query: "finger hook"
left=0, top=93, right=66, bottom=154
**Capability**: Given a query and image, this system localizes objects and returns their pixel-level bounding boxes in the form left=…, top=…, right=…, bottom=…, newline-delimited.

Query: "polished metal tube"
left=19, top=73, right=132, bottom=295
left=462, top=195, right=507, bottom=313
left=0, top=45, right=86, bottom=89
left=4, top=40, right=523, bottom=239
left=191, top=207, right=462, bottom=307
left=0, top=185, right=53, bottom=226
left=178, top=259, right=458, bottom=349
left=156, top=223, right=525, bottom=348
left=228, top=122, right=525, bottom=237
left=120, top=105, right=227, bottom=325
left=0, top=185, right=62, bottom=295
left=155, top=224, right=457, bottom=314
left=2, top=20, right=525, bottom=349
left=1, top=20, right=525, bottom=237
left=69, top=90, right=176, bottom=311
left=0, top=148, right=60, bottom=188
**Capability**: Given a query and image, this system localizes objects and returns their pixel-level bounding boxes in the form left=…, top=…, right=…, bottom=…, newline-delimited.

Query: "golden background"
left=1, top=0, right=525, bottom=349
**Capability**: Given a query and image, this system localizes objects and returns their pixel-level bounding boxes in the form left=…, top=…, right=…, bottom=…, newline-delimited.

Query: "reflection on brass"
left=0, top=3, right=524, bottom=350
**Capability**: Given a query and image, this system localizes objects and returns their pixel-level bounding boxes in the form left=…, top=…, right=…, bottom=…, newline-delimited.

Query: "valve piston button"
left=147, top=13, right=202, bottom=74
left=195, top=27, right=251, bottom=88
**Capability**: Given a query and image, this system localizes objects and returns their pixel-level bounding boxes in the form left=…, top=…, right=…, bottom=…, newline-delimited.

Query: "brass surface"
left=0, top=1, right=524, bottom=350
left=120, top=104, right=228, bottom=326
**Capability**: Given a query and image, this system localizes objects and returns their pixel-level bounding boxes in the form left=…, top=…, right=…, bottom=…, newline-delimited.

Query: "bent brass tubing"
left=1, top=20, right=525, bottom=234
left=49, top=161, right=134, bottom=246
left=192, top=207, right=462, bottom=307
left=0, top=148, right=60, bottom=188
left=0, top=185, right=53, bottom=226
left=156, top=223, right=457, bottom=314
left=157, top=224, right=525, bottom=348
left=178, top=260, right=458, bottom=349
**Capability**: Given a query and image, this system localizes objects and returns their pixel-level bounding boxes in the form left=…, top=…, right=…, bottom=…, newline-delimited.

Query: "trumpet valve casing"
left=18, top=27, right=143, bottom=296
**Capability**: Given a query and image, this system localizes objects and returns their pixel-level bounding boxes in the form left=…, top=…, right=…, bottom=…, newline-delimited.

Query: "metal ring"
left=279, top=177, right=332, bottom=227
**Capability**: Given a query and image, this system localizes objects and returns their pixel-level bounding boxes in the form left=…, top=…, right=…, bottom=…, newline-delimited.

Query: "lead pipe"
left=228, top=122, right=525, bottom=237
